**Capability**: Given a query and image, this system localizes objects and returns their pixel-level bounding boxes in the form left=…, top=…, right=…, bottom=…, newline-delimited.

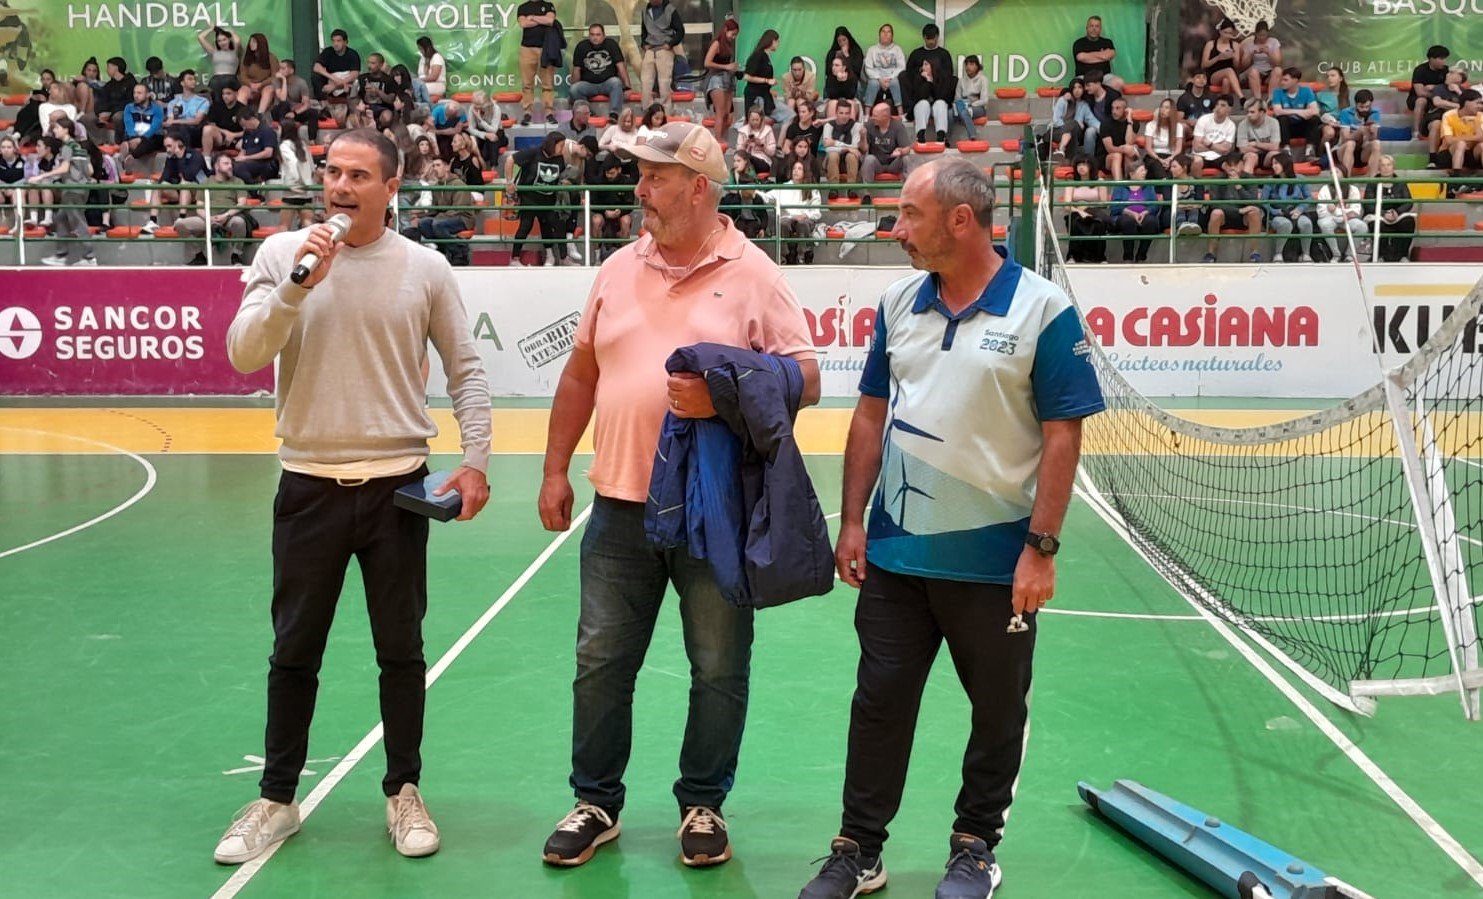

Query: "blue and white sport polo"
left=859, top=247, right=1105, bottom=584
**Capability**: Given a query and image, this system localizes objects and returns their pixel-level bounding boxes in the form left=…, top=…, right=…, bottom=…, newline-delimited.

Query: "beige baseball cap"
left=617, top=121, right=729, bottom=182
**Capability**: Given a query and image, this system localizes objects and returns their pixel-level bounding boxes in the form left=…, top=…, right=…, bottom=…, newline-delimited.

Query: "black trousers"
left=511, top=207, right=566, bottom=261
left=1378, top=216, right=1416, bottom=262
left=840, top=563, right=1037, bottom=857
left=1278, top=114, right=1320, bottom=150
left=260, top=467, right=430, bottom=803
left=1117, top=211, right=1160, bottom=261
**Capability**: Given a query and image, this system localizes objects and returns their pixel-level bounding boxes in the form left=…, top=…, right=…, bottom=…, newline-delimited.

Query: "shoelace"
left=557, top=803, right=610, bottom=834
left=944, top=847, right=989, bottom=878
left=393, top=793, right=434, bottom=835
left=226, top=801, right=271, bottom=839
left=810, top=847, right=863, bottom=879
left=678, top=807, right=725, bottom=838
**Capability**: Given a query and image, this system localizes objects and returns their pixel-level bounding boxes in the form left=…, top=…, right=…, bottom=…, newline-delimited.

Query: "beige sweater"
left=227, top=228, right=492, bottom=473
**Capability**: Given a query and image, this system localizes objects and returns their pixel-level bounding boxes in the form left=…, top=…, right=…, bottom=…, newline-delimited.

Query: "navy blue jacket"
left=645, top=343, right=833, bottom=608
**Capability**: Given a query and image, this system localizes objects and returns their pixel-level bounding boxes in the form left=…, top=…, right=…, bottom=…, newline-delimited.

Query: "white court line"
left=0, top=428, right=158, bottom=560
left=211, top=503, right=594, bottom=899
left=1077, top=485, right=1483, bottom=891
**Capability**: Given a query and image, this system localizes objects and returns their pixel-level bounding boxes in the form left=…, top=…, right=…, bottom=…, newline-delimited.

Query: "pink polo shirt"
left=574, top=215, right=817, bottom=502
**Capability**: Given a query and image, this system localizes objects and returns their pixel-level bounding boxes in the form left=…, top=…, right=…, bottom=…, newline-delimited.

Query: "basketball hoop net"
left=1204, top=0, right=1278, bottom=36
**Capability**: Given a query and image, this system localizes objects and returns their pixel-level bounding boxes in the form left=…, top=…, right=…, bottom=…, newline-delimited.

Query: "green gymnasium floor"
left=2, top=416, right=1482, bottom=898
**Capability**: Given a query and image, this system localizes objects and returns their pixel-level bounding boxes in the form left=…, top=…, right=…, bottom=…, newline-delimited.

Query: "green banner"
left=741, top=0, right=1146, bottom=89
left=0, top=0, right=292, bottom=91
left=1179, top=0, right=1483, bottom=87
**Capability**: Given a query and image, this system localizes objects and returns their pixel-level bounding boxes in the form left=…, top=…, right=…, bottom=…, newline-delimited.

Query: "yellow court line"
left=1371, top=284, right=1476, bottom=297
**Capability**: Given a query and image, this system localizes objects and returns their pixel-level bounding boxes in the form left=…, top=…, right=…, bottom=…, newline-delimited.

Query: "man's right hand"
left=835, top=521, right=868, bottom=588
left=292, top=221, right=343, bottom=289
left=538, top=471, right=574, bottom=531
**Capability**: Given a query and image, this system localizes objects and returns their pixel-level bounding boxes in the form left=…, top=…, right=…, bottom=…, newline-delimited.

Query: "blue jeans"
left=570, top=495, right=755, bottom=814
left=569, top=77, right=626, bottom=112
left=954, top=100, right=986, bottom=139
left=863, top=79, right=903, bottom=111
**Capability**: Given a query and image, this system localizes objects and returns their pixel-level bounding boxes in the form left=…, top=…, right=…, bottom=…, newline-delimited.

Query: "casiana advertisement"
left=0, top=270, right=273, bottom=395
left=1179, top=0, right=1483, bottom=87
left=0, top=0, right=292, bottom=90
left=744, top=0, right=1146, bottom=88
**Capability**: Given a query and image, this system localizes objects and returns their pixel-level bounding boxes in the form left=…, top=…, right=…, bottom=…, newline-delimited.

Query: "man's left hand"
left=1012, top=545, right=1055, bottom=617
left=436, top=465, right=490, bottom=521
left=667, top=371, right=716, bottom=419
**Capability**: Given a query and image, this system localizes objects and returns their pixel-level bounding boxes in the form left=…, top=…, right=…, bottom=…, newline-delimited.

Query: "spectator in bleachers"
left=402, top=157, right=474, bottom=265
left=781, top=101, right=823, bottom=159
left=1097, top=97, right=1138, bottom=181
left=735, top=106, right=776, bottom=176
left=1050, top=79, right=1098, bottom=160
left=1315, top=162, right=1363, bottom=263
left=908, top=56, right=954, bottom=145
left=824, top=55, right=862, bottom=122
left=69, top=58, right=101, bottom=117
left=743, top=30, right=782, bottom=124
left=1063, top=155, right=1112, bottom=262
left=1362, top=155, right=1416, bottom=261
left=905, top=24, right=952, bottom=107
left=467, top=91, right=507, bottom=164
left=35, top=118, right=97, bottom=266
left=639, top=0, right=685, bottom=113
left=232, top=107, right=279, bottom=183
left=1176, top=71, right=1214, bottom=139
left=780, top=56, right=819, bottom=114
left=1270, top=68, right=1320, bottom=160
left=863, top=24, right=906, bottom=113
left=14, top=84, right=47, bottom=143
left=600, top=105, right=641, bottom=153
left=357, top=54, right=398, bottom=121
left=449, top=131, right=486, bottom=185
left=431, top=98, right=467, bottom=159
left=1192, top=95, right=1236, bottom=175
left=1315, top=67, right=1349, bottom=151
left=1441, top=89, right=1483, bottom=174
left=416, top=36, right=447, bottom=102
left=1144, top=98, right=1183, bottom=177
left=638, top=103, right=667, bottom=137
left=1073, top=15, right=1124, bottom=91
left=821, top=101, right=864, bottom=191
left=1162, top=154, right=1205, bottom=238
left=165, top=70, right=210, bottom=147
left=24, top=134, right=57, bottom=228
left=0, top=136, right=23, bottom=229
left=1337, top=89, right=1379, bottom=174
left=702, top=16, right=741, bottom=141
left=1262, top=153, right=1314, bottom=261
left=572, top=23, right=630, bottom=118
left=1203, top=152, right=1264, bottom=263
left=589, top=150, right=635, bottom=261
left=345, top=97, right=377, bottom=131
left=142, top=57, right=180, bottom=106
left=825, top=26, right=865, bottom=84
left=517, top=0, right=559, bottom=125
left=390, top=63, right=430, bottom=109
left=312, top=29, right=361, bottom=116
left=772, top=158, right=823, bottom=264
left=565, top=101, right=596, bottom=141
left=1423, top=68, right=1464, bottom=155
left=1200, top=18, right=1243, bottom=103
left=237, top=34, right=279, bottom=114
left=40, top=81, right=79, bottom=134
left=722, top=152, right=770, bottom=237
left=175, top=152, right=251, bottom=265
left=781, top=138, right=820, bottom=183
left=140, top=132, right=205, bottom=235
left=1408, top=45, right=1450, bottom=142
left=119, top=82, right=165, bottom=168
left=276, top=116, right=317, bottom=232
left=1235, top=98, right=1279, bottom=174
left=94, top=57, right=138, bottom=142
left=505, top=130, right=571, bottom=265
left=414, top=133, right=440, bottom=166
left=387, top=123, right=424, bottom=179
left=1238, top=21, right=1282, bottom=101
left=202, top=80, right=244, bottom=158
left=1083, top=70, right=1121, bottom=129
left=1111, top=159, right=1158, bottom=262
left=954, top=55, right=988, bottom=141
left=270, top=61, right=316, bottom=139
left=198, top=27, right=243, bottom=98
left=860, top=99, right=911, bottom=193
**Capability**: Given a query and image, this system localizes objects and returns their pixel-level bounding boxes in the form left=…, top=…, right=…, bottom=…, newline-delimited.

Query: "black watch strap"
left=1026, top=531, right=1060, bottom=556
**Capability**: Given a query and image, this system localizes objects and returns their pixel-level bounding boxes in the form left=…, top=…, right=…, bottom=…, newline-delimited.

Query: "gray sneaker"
left=214, top=799, right=301, bottom=864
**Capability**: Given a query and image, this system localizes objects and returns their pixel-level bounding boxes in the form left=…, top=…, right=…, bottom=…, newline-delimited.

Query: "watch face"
left=1039, top=535, right=1057, bottom=552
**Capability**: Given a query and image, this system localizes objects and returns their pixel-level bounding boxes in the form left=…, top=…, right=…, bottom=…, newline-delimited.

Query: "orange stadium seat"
left=873, top=196, right=900, bottom=207
left=671, top=90, right=696, bottom=102
left=1123, top=83, right=1154, bottom=95
left=973, top=115, right=989, bottom=126
left=999, top=112, right=1032, bottom=125
left=494, top=91, right=522, bottom=103
left=625, top=90, right=642, bottom=102
left=873, top=172, right=902, bottom=182
left=1037, top=86, right=1061, bottom=98
left=591, top=116, right=609, bottom=127
left=995, top=87, right=1026, bottom=100
left=956, top=140, right=990, bottom=153
left=1000, top=139, right=1021, bottom=152
left=1130, top=109, right=1155, bottom=122
left=1419, top=212, right=1467, bottom=232
left=250, top=226, right=282, bottom=239
left=1390, top=80, right=1412, bottom=93
left=914, top=141, right=945, bottom=153
left=451, top=92, right=474, bottom=103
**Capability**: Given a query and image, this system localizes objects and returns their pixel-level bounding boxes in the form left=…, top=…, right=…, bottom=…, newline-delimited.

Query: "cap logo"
left=687, top=145, right=707, bottom=162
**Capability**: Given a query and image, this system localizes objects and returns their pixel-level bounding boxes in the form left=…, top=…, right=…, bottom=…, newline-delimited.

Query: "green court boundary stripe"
left=210, top=502, right=595, bottom=899
left=1075, top=481, right=1483, bottom=890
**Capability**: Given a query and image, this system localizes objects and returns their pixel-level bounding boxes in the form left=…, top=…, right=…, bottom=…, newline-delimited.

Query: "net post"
left=1015, top=125, right=1036, bottom=269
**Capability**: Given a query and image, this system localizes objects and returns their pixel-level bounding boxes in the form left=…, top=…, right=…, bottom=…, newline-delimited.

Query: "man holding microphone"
left=217, top=129, right=492, bottom=864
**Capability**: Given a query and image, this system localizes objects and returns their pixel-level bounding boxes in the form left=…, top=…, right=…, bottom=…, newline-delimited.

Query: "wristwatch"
left=1025, top=531, right=1061, bottom=556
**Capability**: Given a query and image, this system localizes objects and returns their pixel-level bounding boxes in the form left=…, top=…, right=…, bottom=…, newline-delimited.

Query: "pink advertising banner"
left=0, top=270, right=272, bottom=395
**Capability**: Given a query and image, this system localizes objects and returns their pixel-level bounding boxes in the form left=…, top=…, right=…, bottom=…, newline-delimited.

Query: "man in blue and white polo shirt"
left=798, top=158, right=1104, bottom=899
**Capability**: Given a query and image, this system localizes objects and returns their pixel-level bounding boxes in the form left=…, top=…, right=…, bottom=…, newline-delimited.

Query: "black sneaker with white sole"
left=678, top=806, right=731, bottom=866
left=798, top=837, right=887, bottom=898
left=542, top=801, right=620, bottom=867
left=935, top=833, right=1003, bottom=899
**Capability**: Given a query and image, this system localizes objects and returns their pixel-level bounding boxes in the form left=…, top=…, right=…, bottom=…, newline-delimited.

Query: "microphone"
left=289, top=214, right=353, bottom=285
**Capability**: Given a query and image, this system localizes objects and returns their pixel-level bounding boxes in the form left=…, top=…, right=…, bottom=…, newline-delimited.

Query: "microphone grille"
left=327, top=213, right=353, bottom=237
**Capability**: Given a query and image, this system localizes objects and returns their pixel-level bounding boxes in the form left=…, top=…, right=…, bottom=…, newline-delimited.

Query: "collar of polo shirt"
left=910, top=246, right=1023, bottom=319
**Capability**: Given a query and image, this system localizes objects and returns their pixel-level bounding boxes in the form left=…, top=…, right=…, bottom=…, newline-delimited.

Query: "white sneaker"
left=214, top=799, right=301, bottom=865
left=140, top=220, right=158, bottom=237
left=387, top=784, right=440, bottom=858
left=509, top=258, right=525, bottom=267
left=1300, top=254, right=1312, bottom=262
left=39, top=253, right=68, bottom=266
left=1177, top=221, right=1203, bottom=236
left=74, top=255, right=98, bottom=266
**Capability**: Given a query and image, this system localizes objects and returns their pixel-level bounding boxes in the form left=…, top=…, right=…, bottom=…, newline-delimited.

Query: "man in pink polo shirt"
left=537, top=121, right=820, bottom=869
